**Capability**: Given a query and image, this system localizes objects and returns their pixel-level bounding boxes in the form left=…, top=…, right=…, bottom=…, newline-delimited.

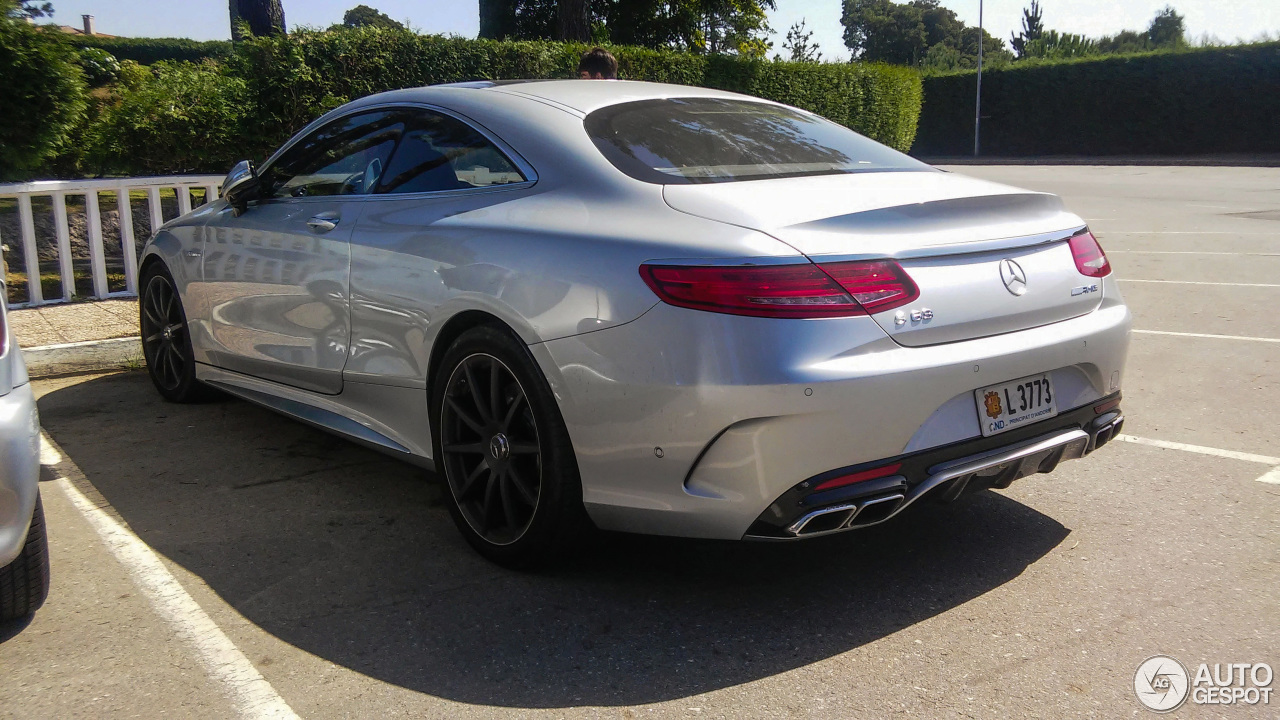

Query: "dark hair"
left=577, top=47, right=618, bottom=79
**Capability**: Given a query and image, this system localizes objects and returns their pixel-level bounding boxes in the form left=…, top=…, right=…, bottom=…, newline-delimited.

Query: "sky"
left=45, top=0, right=1280, bottom=62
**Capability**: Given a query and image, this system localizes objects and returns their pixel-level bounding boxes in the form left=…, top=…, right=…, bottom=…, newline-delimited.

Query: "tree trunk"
left=556, top=0, right=591, bottom=42
left=478, top=0, right=516, bottom=39
left=229, top=0, right=286, bottom=41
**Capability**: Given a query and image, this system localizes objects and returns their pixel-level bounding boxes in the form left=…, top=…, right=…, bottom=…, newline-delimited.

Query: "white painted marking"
left=39, top=435, right=64, bottom=465
left=1096, top=231, right=1278, bottom=235
left=1132, top=329, right=1280, bottom=344
left=1113, top=434, right=1280, bottom=465
left=1118, top=279, right=1280, bottom=288
left=1106, top=250, right=1279, bottom=256
left=1257, top=467, right=1280, bottom=485
left=44, top=435, right=299, bottom=720
left=25, top=336, right=139, bottom=352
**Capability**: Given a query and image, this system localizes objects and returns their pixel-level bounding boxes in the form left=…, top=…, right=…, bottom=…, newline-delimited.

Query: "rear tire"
left=0, top=494, right=50, bottom=622
left=140, top=263, right=214, bottom=403
left=432, top=325, right=589, bottom=569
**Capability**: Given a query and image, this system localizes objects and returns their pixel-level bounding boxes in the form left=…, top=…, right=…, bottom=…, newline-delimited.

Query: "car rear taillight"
left=813, top=462, right=903, bottom=492
left=639, top=260, right=917, bottom=319
left=816, top=260, right=920, bottom=314
left=1068, top=230, right=1111, bottom=278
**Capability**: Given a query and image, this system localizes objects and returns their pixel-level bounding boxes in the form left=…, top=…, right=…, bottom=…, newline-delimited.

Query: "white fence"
left=0, top=175, right=223, bottom=308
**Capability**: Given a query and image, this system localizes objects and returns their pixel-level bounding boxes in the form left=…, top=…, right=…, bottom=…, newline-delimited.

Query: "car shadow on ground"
left=37, top=371, right=1070, bottom=709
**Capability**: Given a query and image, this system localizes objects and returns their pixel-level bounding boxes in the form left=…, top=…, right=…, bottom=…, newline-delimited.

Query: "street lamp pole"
left=974, top=0, right=983, bottom=156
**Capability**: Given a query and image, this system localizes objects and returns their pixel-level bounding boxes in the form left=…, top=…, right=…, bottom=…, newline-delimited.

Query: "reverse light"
left=813, top=462, right=903, bottom=492
left=639, top=260, right=918, bottom=319
left=1068, top=230, right=1112, bottom=278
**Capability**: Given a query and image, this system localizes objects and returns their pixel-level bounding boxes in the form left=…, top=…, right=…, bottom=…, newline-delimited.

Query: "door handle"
left=307, top=214, right=340, bottom=232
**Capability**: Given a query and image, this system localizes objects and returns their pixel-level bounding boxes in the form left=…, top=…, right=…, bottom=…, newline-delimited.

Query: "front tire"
left=0, top=494, right=50, bottom=622
left=432, top=325, right=588, bottom=568
left=139, top=263, right=212, bottom=403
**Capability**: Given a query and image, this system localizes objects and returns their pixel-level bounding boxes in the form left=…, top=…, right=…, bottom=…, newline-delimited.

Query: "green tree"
left=482, top=0, right=776, bottom=56
left=1020, top=29, right=1096, bottom=59
left=842, top=0, right=926, bottom=65
left=229, top=0, right=286, bottom=41
left=843, top=0, right=997, bottom=68
left=558, top=0, right=591, bottom=41
left=341, top=4, right=403, bottom=30
left=780, top=18, right=821, bottom=62
left=6, top=0, right=52, bottom=19
left=1147, top=5, right=1185, bottom=48
left=1096, top=29, right=1149, bottom=54
left=924, top=25, right=1011, bottom=71
left=0, top=6, right=86, bottom=179
left=1010, top=0, right=1044, bottom=59
left=478, top=0, right=514, bottom=38
left=686, top=0, right=776, bottom=56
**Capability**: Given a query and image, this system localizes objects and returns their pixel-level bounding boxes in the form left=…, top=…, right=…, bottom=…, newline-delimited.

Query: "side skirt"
left=196, top=363, right=435, bottom=471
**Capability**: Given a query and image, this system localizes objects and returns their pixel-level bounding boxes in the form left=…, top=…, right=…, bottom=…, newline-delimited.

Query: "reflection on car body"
left=138, top=80, right=1130, bottom=566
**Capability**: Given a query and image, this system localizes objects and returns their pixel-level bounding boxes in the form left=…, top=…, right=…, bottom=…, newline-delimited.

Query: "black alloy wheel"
left=141, top=273, right=187, bottom=391
left=433, top=325, right=588, bottom=567
left=139, top=264, right=212, bottom=403
left=440, top=353, right=542, bottom=546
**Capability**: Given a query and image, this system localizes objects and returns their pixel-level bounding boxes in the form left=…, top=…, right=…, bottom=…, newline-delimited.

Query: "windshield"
left=584, top=97, right=931, bottom=184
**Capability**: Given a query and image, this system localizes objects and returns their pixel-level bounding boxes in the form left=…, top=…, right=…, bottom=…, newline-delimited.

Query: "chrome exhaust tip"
left=788, top=504, right=858, bottom=536
left=846, top=493, right=906, bottom=527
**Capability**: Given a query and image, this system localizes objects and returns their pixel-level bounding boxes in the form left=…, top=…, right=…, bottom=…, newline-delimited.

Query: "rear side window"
left=584, top=98, right=930, bottom=184
left=375, top=110, right=526, bottom=194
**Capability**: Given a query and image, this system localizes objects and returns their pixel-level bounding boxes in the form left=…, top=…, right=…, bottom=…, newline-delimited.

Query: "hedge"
left=64, top=34, right=231, bottom=65
left=13, top=28, right=922, bottom=178
left=227, top=29, right=923, bottom=163
left=0, top=21, right=86, bottom=176
left=912, top=42, right=1280, bottom=156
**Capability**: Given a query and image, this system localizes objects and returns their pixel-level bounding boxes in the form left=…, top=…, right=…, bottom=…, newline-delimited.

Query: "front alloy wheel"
left=139, top=264, right=211, bottom=403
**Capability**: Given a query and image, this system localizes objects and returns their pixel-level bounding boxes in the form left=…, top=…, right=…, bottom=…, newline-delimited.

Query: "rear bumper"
left=532, top=284, right=1130, bottom=541
left=0, top=382, right=41, bottom=567
left=745, top=399, right=1123, bottom=539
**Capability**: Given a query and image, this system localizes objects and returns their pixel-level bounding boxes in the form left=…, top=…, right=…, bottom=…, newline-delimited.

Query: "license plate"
left=975, top=374, right=1058, bottom=437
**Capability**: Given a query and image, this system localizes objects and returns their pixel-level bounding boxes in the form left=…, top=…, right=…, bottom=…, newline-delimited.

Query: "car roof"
left=375, top=79, right=755, bottom=116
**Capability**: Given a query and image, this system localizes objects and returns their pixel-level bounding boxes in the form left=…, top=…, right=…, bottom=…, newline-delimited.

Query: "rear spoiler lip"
left=801, top=224, right=1089, bottom=264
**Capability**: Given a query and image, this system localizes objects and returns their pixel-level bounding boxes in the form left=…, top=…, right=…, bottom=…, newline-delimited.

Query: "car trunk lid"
left=663, top=171, right=1103, bottom=347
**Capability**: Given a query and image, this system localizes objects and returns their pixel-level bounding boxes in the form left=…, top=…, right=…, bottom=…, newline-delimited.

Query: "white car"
left=0, top=279, right=48, bottom=620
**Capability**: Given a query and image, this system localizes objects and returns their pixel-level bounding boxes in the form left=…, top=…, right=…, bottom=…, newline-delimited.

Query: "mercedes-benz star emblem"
left=1000, top=258, right=1028, bottom=296
left=489, top=433, right=511, bottom=461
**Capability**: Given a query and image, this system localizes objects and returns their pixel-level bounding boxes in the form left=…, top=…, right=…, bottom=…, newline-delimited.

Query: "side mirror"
left=221, top=160, right=259, bottom=213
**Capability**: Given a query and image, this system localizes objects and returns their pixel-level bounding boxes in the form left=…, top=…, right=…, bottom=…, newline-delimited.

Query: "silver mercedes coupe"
left=139, top=80, right=1131, bottom=566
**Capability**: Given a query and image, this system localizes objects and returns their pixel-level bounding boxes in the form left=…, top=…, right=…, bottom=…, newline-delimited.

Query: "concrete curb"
left=23, top=336, right=142, bottom=378
left=924, top=155, right=1280, bottom=167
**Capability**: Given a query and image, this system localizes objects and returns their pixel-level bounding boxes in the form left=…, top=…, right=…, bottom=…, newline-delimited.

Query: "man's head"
left=577, top=47, right=618, bottom=80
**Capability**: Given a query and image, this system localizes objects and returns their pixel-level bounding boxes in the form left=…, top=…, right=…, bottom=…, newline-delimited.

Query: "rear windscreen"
left=584, top=97, right=931, bottom=184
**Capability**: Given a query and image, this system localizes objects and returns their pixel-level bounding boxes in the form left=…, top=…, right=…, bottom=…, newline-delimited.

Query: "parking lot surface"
left=3, top=166, right=1278, bottom=719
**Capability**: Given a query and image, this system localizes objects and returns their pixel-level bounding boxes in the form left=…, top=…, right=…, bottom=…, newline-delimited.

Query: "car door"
left=343, top=107, right=538, bottom=386
left=200, top=110, right=403, bottom=394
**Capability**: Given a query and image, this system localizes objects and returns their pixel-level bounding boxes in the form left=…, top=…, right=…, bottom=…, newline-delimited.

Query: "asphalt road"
left=3, top=166, right=1278, bottom=719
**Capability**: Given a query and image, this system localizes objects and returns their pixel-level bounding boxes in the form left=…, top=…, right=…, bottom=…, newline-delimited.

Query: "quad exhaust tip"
left=771, top=428, right=1094, bottom=540
left=788, top=493, right=907, bottom=536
